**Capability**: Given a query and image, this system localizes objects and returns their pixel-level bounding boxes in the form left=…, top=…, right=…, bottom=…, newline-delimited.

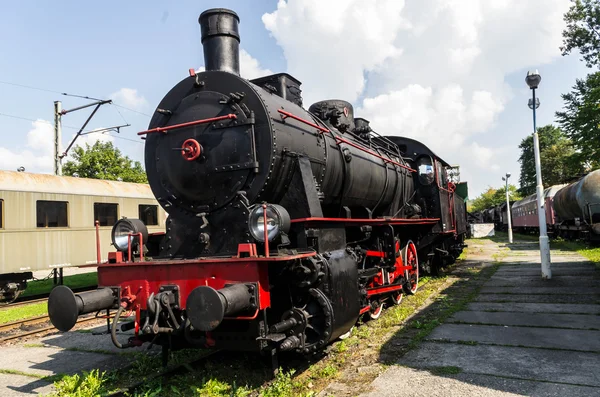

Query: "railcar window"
left=37, top=200, right=68, bottom=228
left=94, top=203, right=118, bottom=226
left=139, top=204, right=158, bottom=226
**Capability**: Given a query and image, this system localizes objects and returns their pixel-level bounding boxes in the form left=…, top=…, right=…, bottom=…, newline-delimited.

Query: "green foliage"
left=517, top=125, right=585, bottom=196
left=192, top=378, right=251, bottom=397
left=560, top=0, right=600, bottom=69
left=469, top=185, right=522, bottom=212
left=555, top=73, right=600, bottom=168
left=63, top=141, right=147, bottom=183
left=48, top=369, right=109, bottom=397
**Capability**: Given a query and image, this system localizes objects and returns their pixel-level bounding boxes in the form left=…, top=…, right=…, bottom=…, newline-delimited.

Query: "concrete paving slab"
left=465, top=302, right=600, bottom=314
left=426, top=323, right=600, bottom=352
left=358, top=366, right=600, bottom=397
left=0, top=346, right=128, bottom=377
left=40, top=329, right=157, bottom=354
left=494, top=268, right=596, bottom=276
left=400, top=342, right=600, bottom=387
left=449, top=310, right=600, bottom=329
left=479, top=286, right=600, bottom=294
left=0, top=373, right=54, bottom=397
left=485, top=277, right=599, bottom=287
left=496, top=266, right=594, bottom=273
left=475, top=294, right=600, bottom=304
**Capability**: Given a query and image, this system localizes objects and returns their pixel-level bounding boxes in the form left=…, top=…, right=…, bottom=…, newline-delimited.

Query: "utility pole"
left=52, top=99, right=129, bottom=174
left=54, top=101, right=62, bottom=176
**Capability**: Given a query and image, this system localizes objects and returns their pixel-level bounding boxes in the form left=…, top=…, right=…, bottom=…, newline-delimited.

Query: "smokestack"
left=199, top=8, right=241, bottom=75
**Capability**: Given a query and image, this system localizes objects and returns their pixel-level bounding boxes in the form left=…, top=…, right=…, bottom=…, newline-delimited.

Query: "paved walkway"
left=360, top=237, right=600, bottom=397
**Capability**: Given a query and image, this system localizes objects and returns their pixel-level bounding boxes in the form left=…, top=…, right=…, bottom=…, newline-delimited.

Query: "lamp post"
left=526, top=70, right=551, bottom=279
left=502, top=173, right=513, bottom=244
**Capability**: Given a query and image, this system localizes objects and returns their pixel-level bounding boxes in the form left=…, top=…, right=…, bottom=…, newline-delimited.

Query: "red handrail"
left=277, top=109, right=415, bottom=173
left=137, top=114, right=237, bottom=136
left=127, top=233, right=144, bottom=262
left=95, top=220, right=101, bottom=264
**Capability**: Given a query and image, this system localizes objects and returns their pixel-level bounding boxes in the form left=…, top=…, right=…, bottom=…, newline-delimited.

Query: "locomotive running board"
left=291, top=217, right=440, bottom=226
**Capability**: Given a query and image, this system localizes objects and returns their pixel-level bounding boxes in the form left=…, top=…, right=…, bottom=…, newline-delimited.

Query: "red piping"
left=137, top=114, right=237, bottom=136
left=278, top=109, right=329, bottom=132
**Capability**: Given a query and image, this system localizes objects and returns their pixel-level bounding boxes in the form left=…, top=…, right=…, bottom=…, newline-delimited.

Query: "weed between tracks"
left=44, top=242, right=496, bottom=397
left=0, top=302, right=47, bottom=324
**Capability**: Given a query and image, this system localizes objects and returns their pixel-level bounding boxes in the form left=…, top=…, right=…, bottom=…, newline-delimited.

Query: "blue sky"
left=0, top=0, right=591, bottom=197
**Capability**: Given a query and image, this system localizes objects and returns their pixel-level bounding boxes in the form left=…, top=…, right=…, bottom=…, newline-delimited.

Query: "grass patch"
left=0, top=368, right=45, bottom=379
left=429, top=366, right=462, bottom=376
left=551, top=239, right=600, bottom=264
left=22, top=272, right=97, bottom=298
left=0, top=302, right=47, bottom=324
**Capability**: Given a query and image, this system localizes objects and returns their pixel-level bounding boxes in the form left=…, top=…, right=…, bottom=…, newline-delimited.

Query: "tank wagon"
left=511, top=170, right=600, bottom=241
left=48, top=8, right=468, bottom=364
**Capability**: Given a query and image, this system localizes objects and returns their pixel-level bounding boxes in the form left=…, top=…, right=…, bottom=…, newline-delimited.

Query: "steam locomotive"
left=48, top=8, right=468, bottom=363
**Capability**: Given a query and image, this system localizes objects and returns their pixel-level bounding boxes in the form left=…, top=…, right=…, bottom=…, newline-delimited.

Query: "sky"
left=0, top=0, right=591, bottom=198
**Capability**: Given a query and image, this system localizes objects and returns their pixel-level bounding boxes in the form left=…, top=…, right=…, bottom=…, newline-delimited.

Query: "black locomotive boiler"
left=48, top=8, right=469, bottom=362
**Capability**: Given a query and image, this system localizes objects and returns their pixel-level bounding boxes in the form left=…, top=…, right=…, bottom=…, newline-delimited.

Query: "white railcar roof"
left=0, top=170, right=154, bottom=199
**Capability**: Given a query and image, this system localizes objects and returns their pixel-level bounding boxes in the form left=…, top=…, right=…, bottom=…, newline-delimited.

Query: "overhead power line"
left=0, top=80, right=152, bottom=118
left=0, top=112, right=143, bottom=144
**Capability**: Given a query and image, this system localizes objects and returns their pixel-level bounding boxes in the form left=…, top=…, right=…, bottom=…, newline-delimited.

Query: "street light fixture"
left=502, top=173, right=513, bottom=244
left=526, top=69, right=552, bottom=279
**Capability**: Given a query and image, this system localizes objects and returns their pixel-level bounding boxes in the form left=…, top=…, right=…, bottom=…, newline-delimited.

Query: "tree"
left=560, top=0, right=600, bottom=69
left=517, top=125, right=584, bottom=196
left=63, top=141, right=148, bottom=183
left=469, top=185, right=522, bottom=212
left=555, top=72, right=600, bottom=166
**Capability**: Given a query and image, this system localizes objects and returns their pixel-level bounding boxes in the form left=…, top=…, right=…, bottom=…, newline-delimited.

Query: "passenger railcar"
left=47, top=8, right=468, bottom=364
left=0, top=170, right=165, bottom=303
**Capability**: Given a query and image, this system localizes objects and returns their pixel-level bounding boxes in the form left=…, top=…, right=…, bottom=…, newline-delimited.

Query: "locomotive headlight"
left=111, top=218, right=149, bottom=252
left=248, top=204, right=291, bottom=242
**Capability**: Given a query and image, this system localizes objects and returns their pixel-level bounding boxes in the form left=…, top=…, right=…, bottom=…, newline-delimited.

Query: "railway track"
left=0, top=313, right=112, bottom=344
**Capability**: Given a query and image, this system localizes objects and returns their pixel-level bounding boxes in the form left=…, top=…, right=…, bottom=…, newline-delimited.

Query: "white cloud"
left=239, top=49, right=273, bottom=79
left=0, top=120, right=114, bottom=174
left=109, top=88, right=149, bottom=111
left=262, top=0, right=571, bottom=196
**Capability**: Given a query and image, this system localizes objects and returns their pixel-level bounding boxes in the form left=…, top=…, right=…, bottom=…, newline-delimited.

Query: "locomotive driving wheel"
left=369, top=302, right=384, bottom=320
left=402, top=240, right=419, bottom=295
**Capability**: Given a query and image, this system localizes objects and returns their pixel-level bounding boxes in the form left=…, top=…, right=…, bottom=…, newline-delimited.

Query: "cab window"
left=417, top=156, right=434, bottom=185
